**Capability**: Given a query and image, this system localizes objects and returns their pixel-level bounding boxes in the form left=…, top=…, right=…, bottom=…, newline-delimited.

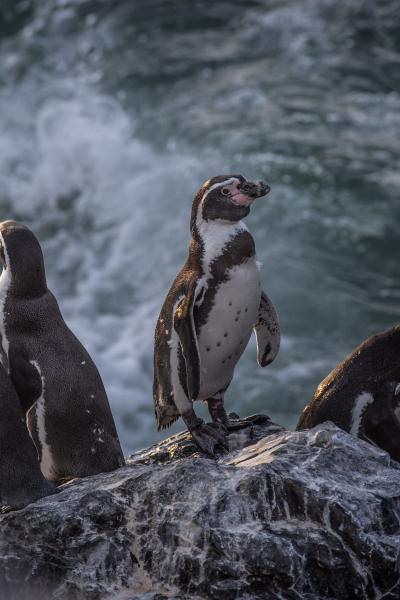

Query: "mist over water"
left=0, top=0, right=399, bottom=451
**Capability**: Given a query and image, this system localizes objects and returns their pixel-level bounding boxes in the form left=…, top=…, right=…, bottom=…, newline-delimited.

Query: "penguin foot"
left=226, top=413, right=270, bottom=431
left=190, top=422, right=229, bottom=457
left=206, top=396, right=270, bottom=433
left=206, top=397, right=230, bottom=427
left=182, top=408, right=229, bottom=456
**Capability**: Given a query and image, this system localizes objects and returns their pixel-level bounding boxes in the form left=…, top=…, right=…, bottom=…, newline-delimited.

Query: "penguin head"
left=190, top=175, right=270, bottom=230
left=0, top=221, right=47, bottom=297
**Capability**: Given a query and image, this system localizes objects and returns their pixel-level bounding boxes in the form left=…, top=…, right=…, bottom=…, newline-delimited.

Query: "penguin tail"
left=154, top=377, right=180, bottom=430
left=154, top=400, right=180, bottom=431
left=157, top=414, right=180, bottom=431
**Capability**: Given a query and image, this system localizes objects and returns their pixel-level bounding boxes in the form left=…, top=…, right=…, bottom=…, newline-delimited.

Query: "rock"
left=1, top=416, right=400, bottom=600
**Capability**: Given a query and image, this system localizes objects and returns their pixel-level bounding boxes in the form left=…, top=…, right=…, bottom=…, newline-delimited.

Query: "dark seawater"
left=0, top=0, right=399, bottom=451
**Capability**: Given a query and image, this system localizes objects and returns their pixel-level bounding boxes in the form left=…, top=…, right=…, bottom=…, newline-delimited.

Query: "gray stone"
left=1, top=417, right=400, bottom=600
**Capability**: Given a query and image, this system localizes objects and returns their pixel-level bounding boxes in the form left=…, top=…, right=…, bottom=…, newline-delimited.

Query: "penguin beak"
left=240, top=180, right=270, bottom=198
left=254, top=180, right=271, bottom=198
left=232, top=180, right=271, bottom=206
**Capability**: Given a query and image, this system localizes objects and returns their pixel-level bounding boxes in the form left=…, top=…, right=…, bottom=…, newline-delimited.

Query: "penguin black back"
left=297, top=326, right=400, bottom=461
left=0, top=220, right=124, bottom=481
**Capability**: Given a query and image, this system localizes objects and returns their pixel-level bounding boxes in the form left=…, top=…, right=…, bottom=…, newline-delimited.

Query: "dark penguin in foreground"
left=297, top=326, right=400, bottom=461
left=0, top=221, right=124, bottom=481
left=154, top=175, right=280, bottom=455
left=0, top=362, right=55, bottom=511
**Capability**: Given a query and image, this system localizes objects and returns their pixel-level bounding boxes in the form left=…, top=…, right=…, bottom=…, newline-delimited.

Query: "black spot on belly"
left=224, top=332, right=228, bottom=337
left=235, top=317, right=239, bottom=322
left=245, top=307, right=248, bottom=312
left=206, top=347, right=210, bottom=352
left=228, top=301, right=232, bottom=306
left=228, top=355, right=232, bottom=360
left=237, top=309, right=241, bottom=315
left=217, top=342, right=221, bottom=347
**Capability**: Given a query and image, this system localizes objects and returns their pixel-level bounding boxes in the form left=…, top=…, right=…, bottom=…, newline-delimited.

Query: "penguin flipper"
left=254, top=290, right=280, bottom=367
left=8, top=344, right=42, bottom=413
left=173, top=281, right=201, bottom=400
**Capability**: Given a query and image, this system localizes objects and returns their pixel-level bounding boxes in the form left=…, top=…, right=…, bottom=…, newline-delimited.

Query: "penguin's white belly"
left=197, top=259, right=261, bottom=399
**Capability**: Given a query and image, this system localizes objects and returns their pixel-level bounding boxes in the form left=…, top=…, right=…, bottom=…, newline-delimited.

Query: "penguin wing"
left=173, top=280, right=201, bottom=400
left=254, top=290, right=280, bottom=367
left=8, top=344, right=43, bottom=413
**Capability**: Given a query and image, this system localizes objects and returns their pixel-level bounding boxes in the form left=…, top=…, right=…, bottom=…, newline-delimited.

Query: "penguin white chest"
left=197, top=258, right=261, bottom=399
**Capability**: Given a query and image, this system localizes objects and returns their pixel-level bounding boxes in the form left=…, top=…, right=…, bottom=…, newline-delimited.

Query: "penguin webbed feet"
left=225, top=412, right=264, bottom=431
left=182, top=409, right=229, bottom=457
left=190, top=421, right=229, bottom=456
left=207, top=397, right=266, bottom=431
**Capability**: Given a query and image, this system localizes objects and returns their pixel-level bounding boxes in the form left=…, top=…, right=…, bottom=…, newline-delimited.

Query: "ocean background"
left=0, top=0, right=399, bottom=453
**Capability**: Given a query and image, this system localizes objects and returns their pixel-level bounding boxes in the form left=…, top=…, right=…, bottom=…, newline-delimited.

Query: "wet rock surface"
left=1, top=416, right=400, bottom=600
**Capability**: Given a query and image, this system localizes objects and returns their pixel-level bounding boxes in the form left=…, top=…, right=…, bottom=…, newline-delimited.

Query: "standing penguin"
left=296, top=326, right=400, bottom=461
left=154, top=175, right=280, bottom=455
left=0, top=221, right=124, bottom=482
left=0, top=361, right=55, bottom=511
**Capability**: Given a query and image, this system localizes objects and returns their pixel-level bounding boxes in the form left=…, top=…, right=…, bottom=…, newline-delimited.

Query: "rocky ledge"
left=1, top=416, right=400, bottom=600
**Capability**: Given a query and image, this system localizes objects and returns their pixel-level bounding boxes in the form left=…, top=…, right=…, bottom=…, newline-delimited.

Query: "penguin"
left=0, top=361, right=55, bottom=511
left=153, top=175, right=280, bottom=456
left=296, top=326, right=400, bottom=462
left=0, top=221, right=125, bottom=482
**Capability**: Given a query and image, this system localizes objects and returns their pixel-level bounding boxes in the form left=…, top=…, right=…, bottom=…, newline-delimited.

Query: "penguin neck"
left=190, top=218, right=248, bottom=273
left=10, top=269, right=47, bottom=299
left=5, top=256, right=47, bottom=299
left=0, top=230, right=48, bottom=299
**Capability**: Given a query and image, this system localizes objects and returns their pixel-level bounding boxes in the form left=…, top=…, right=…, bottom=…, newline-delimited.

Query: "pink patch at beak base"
left=231, top=192, right=254, bottom=207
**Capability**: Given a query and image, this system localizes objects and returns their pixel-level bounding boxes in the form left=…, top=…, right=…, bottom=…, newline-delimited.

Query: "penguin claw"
left=226, top=413, right=270, bottom=430
left=190, top=423, right=229, bottom=456
left=226, top=419, right=252, bottom=431
left=228, top=412, right=240, bottom=420
left=209, top=423, right=230, bottom=451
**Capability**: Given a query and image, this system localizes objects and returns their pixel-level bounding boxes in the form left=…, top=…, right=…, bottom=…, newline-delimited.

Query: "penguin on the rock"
left=297, top=326, right=400, bottom=462
left=0, top=361, right=55, bottom=511
left=0, top=221, right=125, bottom=482
left=153, top=175, right=280, bottom=455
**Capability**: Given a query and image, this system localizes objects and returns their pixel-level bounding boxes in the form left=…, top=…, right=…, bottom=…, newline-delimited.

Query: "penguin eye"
left=221, top=188, right=230, bottom=196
